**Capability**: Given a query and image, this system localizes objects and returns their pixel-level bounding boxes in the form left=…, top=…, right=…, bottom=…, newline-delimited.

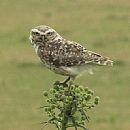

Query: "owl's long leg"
left=54, top=77, right=71, bottom=87
left=59, top=76, right=71, bottom=87
left=55, top=76, right=75, bottom=87
left=63, top=76, right=71, bottom=85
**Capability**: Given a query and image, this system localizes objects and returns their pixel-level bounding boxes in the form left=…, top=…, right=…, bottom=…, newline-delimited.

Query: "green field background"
left=0, top=0, right=130, bottom=130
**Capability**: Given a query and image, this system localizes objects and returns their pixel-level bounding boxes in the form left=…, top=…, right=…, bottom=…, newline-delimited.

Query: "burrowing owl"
left=29, top=25, right=113, bottom=84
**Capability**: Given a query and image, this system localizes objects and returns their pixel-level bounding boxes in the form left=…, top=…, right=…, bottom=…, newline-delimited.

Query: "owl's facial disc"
left=29, top=25, right=62, bottom=46
left=29, top=29, right=45, bottom=45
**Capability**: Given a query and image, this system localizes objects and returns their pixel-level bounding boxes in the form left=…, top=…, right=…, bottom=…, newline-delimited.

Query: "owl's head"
left=29, top=25, right=61, bottom=45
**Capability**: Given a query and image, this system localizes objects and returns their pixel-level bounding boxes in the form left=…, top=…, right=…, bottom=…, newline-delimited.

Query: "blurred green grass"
left=0, top=0, right=130, bottom=130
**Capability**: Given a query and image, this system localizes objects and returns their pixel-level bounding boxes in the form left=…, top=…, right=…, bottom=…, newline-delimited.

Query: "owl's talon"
left=60, top=77, right=71, bottom=87
left=60, top=82, right=68, bottom=87
left=54, top=81, right=61, bottom=86
left=54, top=81, right=68, bottom=87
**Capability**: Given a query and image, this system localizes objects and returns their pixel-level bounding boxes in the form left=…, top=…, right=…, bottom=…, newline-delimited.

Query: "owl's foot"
left=54, top=77, right=71, bottom=87
left=62, top=76, right=71, bottom=85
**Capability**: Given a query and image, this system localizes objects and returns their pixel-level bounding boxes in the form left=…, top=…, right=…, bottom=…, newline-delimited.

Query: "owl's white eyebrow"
left=31, top=29, right=44, bottom=35
left=45, top=29, right=54, bottom=33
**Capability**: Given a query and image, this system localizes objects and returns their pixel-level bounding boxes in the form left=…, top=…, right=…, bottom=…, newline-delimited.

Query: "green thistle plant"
left=41, top=81, right=100, bottom=130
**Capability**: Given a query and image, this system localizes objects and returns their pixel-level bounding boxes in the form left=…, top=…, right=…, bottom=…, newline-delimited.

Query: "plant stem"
left=61, top=83, right=72, bottom=130
left=61, top=104, right=73, bottom=130
left=61, top=111, right=68, bottom=130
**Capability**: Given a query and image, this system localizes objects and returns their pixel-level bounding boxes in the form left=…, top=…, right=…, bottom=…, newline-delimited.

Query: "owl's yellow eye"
left=32, top=31, right=39, bottom=35
left=35, top=32, right=39, bottom=35
left=47, top=32, right=51, bottom=35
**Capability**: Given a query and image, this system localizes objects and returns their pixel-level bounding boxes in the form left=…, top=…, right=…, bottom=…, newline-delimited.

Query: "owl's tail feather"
left=94, top=57, right=113, bottom=66
left=104, top=59, right=113, bottom=66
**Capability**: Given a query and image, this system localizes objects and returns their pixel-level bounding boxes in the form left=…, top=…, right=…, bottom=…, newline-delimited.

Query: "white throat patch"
left=33, top=44, right=39, bottom=54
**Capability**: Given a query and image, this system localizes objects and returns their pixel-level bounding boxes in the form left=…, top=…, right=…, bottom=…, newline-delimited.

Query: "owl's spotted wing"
left=38, top=39, right=113, bottom=67
left=57, top=40, right=113, bottom=67
left=55, top=40, right=93, bottom=66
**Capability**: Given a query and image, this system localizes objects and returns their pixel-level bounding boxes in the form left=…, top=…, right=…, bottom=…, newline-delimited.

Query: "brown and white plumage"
left=29, top=25, right=113, bottom=81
